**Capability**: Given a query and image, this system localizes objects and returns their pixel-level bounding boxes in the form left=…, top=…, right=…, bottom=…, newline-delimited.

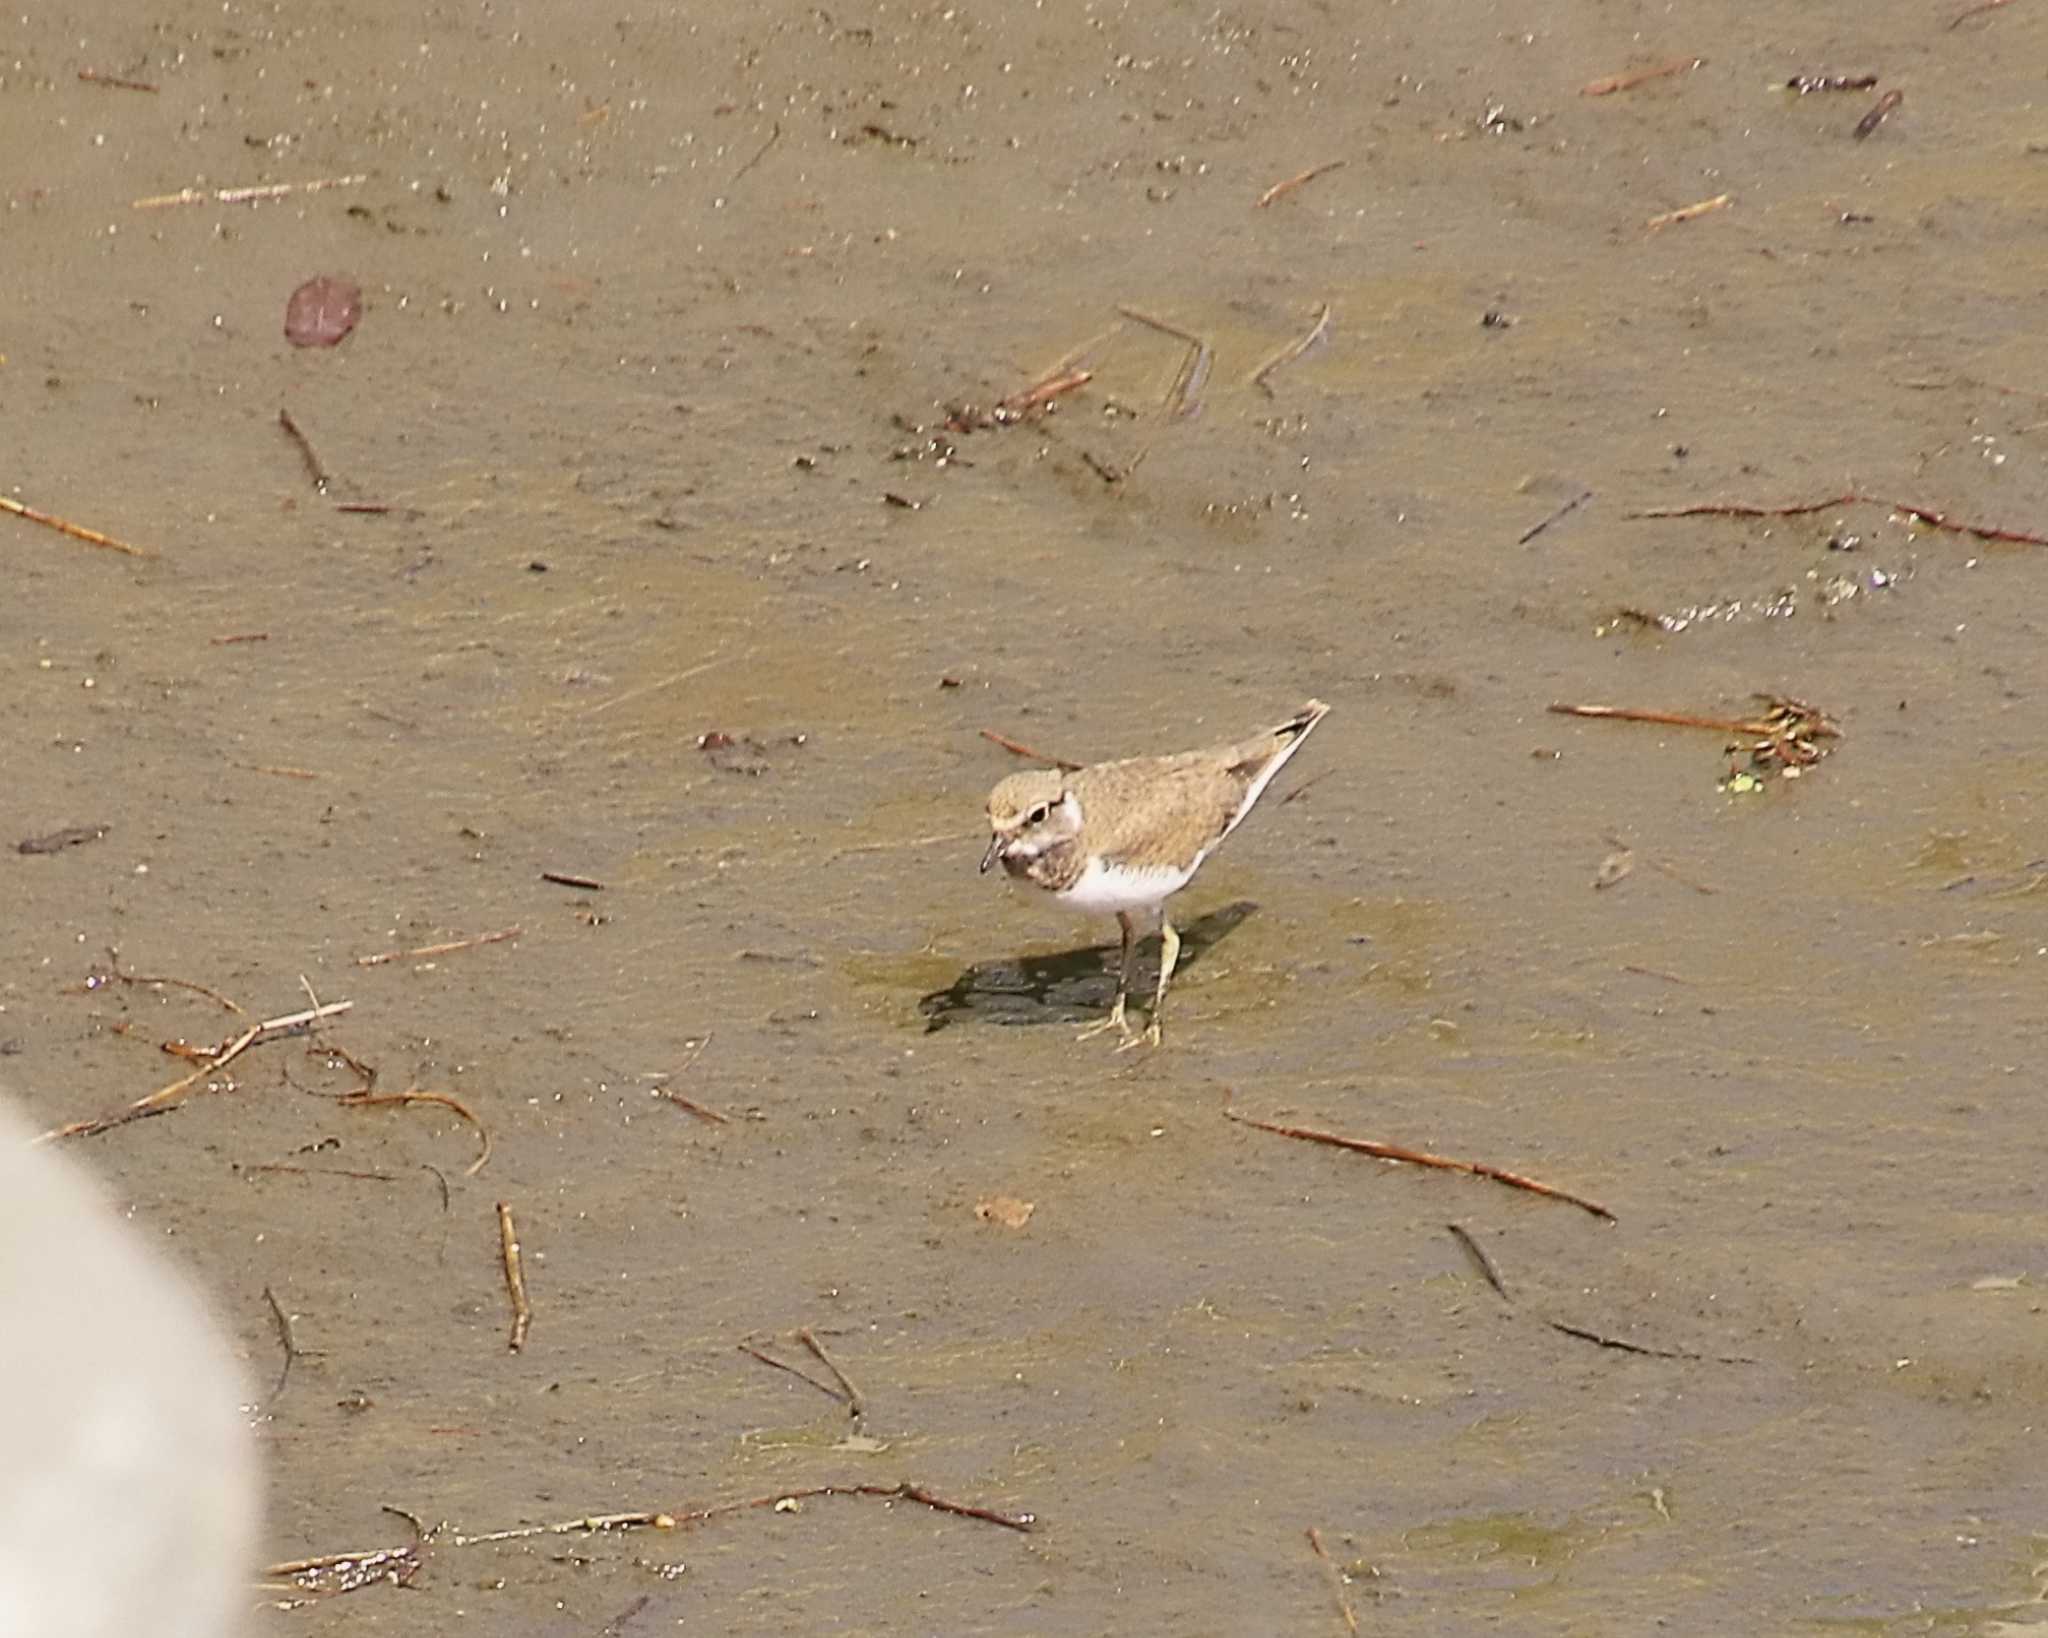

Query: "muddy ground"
left=6, top=0, right=2048, bottom=1631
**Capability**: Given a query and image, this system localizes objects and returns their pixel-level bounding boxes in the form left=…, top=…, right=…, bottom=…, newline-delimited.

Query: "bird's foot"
left=1076, top=997, right=1135, bottom=1045
left=1115, top=1017, right=1164, bottom=1052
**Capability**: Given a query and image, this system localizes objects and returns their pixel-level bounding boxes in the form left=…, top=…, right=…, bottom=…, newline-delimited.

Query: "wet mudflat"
left=6, top=0, right=2048, bottom=1630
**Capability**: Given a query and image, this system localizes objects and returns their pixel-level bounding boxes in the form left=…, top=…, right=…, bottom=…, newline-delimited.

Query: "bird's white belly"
left=1053, top=854, right=1198, bottom=914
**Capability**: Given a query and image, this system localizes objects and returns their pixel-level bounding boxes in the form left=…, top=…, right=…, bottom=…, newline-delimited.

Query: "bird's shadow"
left=919, top=900, right=1258, bottom=1033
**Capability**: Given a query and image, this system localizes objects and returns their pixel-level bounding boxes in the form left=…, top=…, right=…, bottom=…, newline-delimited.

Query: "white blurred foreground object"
left=0, top=1097, right=259, bottom=1637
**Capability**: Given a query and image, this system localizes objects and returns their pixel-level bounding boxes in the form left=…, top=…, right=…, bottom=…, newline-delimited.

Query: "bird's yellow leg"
left=1120, top=914, right=1180, bottom=1051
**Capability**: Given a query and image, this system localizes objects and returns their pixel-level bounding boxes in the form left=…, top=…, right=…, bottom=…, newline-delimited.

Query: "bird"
left=980, top=699, right=1329, bottom=1047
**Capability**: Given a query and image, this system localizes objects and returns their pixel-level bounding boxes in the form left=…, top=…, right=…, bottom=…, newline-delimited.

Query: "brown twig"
left=1445, top=1222, right=1511, bottom=1302
left=1582, top=57, right=1701, bottom=96
left=496, top=1201, right=531, bottom=1352
left=731, top=121, right=783, bottom=184
left=1517, top=488, right=1593, bottom=544
left=1257, top=159, right=1346, bottom=207
left=1853, top=88, right=1904, bottom=139
left=39, top=999, right=354, bottom=1142
left=1949, top=0, right=2017, bottom=24
left=131, top=173, right=367, bottom=209
left=353, top=925, right=522, bottom=967
left=539, top=869, right=605, bottom=891
left=78, top=68, right=160, bottom=92
left=798, top=1327, right=866, bottom=1420
left=1250, top=302, right=1333, bottom=395
left=453, top=1482, right=1034, bottom=1543
left=1548, top=697, right=1840, bottom=769
left=340, top=1088, right=492, bottom=1176
left=277, top=408, right=330, bottom=490
left=1306, top=1528, right=1361, bottom=1635
left=0, top=493, right=151, bottom=557
left=994, top=366, right=1092, bottom=423
left=978, top=727, right=1082, bottom=771
left=1224, top=1100, right=1615, bottom=1221
left=262, top=1284, right=300, bottom=1403
left=209, top=631, right=270, bottom=646
left=655, top=1034, right=727, bottom=1123
left=1628, top=490, right=2048, bottom=545
left=738, top=1340, right=845, bottom=1405
left=1888, top=497, right=2048, bottom=546
left=1547, top=1320, right=1755, bottom=1364
left=1548, top=703, right=1764, bottom=734
left=275, top=1480, right=1031, bottom=1599
left=1646, top=192, right=1732, bottom=231
left=241, top=1163, right=403, bottom=1184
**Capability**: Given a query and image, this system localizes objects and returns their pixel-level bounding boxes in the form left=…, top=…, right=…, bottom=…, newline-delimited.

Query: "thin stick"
left=1647, top=192, right=1732, bottom=231
left=38, top=1000, right=353, bottom=1142
left=277, top=408, right=330, bottom=490
left=1306, top=1528, right=1360, bottom=1636
left=1250, top=302, right=1333, bottom=395
left=261, top=1284, right=300, bottom=1403
left=578, top=654, right=726, bottom=717
left=1224, top=1102, right=1615, bottom=1221
left=0, top=493, right=151, bottom=557
left=497, top=1201, right=531, bottom=1352
left=452, top=1482, right=1033, bottom=1544
left=1887, top=497, right=2048, bottom=546
left=230, top=761, right=322, bottom=780
left=656, top=1035, right=727, bottom=1123
left=539, top=869, right=605, bottom=891
left=353, top=925, right=521, bottom=967
left=342, top=1088, right=492, bottom=1176
left=797, top=1327, right=866, bottom=1420
left=1645, top=856, right=1717, bottom=895
left=738, top=1341, right=845, bottom=1405
left=1949, top=0, right=2017, bottom=25
left=1257, top=159, right=1346, bottom=208
left=78, top=69, right=159, bottom=92
left=1627, top=492, right=1856, bottom=520
left=1634, top=488, right=2048, bottom=547
left=978, top=727, right=1081, bottom=770
left=1548, top=702, right=1765, bottom=734
left=1114, top=305, right=1203, bottom=345
left=1445, top=1222, right=1511, bottom=1302
left=731, top=121, right=782, bottom=184
left=241, top=1163, right=403, bottom=1184
left=1547, top=1320, right=1755, bottom=1365
left=131, top=173, right=367, bottom=210
left=1517, top=488, right=1593, bottom=544
left=209, top=631, right=270, bottom=646
left=1581, top=57, right=1700, bottom=97
left=1621, top=963, right=1694, bottom=983
left=90, top=960, right=247, bottom=1014
left=1115, top=306, right=1214, bottom=418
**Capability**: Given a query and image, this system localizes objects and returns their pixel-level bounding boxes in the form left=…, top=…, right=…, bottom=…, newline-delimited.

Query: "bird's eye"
left=1025, top=803, right=1049, bottom=826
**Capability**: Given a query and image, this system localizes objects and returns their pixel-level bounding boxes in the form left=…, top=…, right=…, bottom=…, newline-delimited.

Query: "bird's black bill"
left=979, top=834, right=1004, bottom=874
